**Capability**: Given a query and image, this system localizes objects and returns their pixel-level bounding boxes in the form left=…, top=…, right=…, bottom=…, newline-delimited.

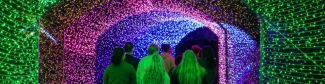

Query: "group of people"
left=103, top=42, right=218, bottom=84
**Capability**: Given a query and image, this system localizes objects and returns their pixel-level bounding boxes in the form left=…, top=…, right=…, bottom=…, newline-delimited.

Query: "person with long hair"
left=142, top=54, right=170, bottom=84
left=170, top=50, right=208, bottom=84
left=137, top=44, right=170, bottom=84
left=198, top=47, right=217, bottom=84
left=103, top=48, right=136, bottom=84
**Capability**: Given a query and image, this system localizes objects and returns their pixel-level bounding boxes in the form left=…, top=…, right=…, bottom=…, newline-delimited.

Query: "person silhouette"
left=103, top=48, right=136, bottom=84
left=198, top=47, right=217, bottom=84
left=137, top=44, right=170, bottom=84
left=123, top=42, right=139, bottom=70
left=160, top=44, right=176, bottom=73
left=170, top=50, right=208, bottom=84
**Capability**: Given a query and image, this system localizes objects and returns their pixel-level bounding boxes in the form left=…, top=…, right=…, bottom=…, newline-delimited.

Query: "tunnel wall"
left=0, top=0, right=260, bottom=84
left=244, top=0, right=325, bottom=83
left=0, top=0, right=58, bottom=84
left=38, top=0, right=260, bottom=84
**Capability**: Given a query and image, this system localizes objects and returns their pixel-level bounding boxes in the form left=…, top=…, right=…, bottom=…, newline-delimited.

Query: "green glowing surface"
left=244, top=0, right=325, bottom=83
left=0, top=0, right=59, bottom=83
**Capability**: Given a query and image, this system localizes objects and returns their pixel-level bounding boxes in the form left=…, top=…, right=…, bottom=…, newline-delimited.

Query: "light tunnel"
left=2, top=0, right=324, bottom=84
left=39, top=0, right=260, bottom=84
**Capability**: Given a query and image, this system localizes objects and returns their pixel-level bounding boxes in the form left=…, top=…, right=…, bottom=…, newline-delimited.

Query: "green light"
left=245, top=0, right=325, bottom=83
left=0, top=0, right=59, bottom=83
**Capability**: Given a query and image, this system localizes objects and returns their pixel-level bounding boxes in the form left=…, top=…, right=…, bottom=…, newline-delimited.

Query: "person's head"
left=176, top=50, right=206, bottom=84
left=161, top=44, right=171, bottom=53
left=111, top=48, right=125, bottom=65
left=148, top=44, right=159, bottom=55
left=201, top=47, right=217, bottom=69
left=191, top=45, right=201, bottom=57
left=143, top=55, right=165, bottom=83
left=124, top=42, right=134, bottom=54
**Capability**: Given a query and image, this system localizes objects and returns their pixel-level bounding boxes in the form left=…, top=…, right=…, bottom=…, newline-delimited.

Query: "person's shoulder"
left=105, top=65, right=113, bottom=71
left=107, top=64, right=114, bottom=68
left=124, top=62, right=132, bottom=66
left=168, top=55, right=175, bottom=59
left=124, top=62, right=135, bottom=70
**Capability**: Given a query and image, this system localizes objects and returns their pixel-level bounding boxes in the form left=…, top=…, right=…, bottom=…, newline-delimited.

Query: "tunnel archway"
left=175, top=27, right=219, bottom=57
left=62, top=1, right=229, bottom=83
left=38, top=0, right=260, bottom=84
left=94, top=11, right=219, bottom=83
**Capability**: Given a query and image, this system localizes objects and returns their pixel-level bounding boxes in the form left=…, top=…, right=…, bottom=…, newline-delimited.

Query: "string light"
left=63, top=1, right=228, bottom=82
left=5, top=0, right=323, bottom=83
left=0, top=0, right=58, bottom=83
left=179, top=0, right=261, bottom=83
left=221, top=23, right=259, bottom=83
left=245, top=0, right=325, bottom=83
left=39, top=1, right=112, bottom=83
left=38, top=0, right=260, bottom=84
left=95, top=13, right=205, bottom=83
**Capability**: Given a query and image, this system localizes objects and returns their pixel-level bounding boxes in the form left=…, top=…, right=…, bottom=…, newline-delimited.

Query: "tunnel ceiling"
left=40, top=0, right=260, bottom=83
left=41, top=0, right=260, bottom=43
left=4, top=0, right=324, bottom=84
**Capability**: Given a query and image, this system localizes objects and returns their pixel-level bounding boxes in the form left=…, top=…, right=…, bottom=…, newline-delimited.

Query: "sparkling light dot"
left=245, top=0, right=325, bottom=83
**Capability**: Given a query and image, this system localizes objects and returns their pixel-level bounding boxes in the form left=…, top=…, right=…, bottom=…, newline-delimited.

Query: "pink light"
left=64, top=0, right=228, bottom=83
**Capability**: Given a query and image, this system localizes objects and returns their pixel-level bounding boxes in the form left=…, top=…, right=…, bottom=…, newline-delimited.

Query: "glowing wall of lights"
left=221, top=23, right=259, bottom=83
left=64, top=2, right=225, bottom=80
left=0, top=0, right=58, bottom=83
left=244, top=0, right=325, bottom=83
left=95, top=12, right=206, bottom=83
left=39, top=0, right=260, bottom=83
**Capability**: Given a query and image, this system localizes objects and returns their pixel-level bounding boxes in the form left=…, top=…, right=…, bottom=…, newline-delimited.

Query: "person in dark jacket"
left=168, top=54, right=182, bottom=75
left=103, top=48, right=136, bottom=84
left=198, top=47, right=217, bottom=84
left=175, top=54, right=183, bottom=66
left=170, top=50, right=208, bottom=84
left=123, top=42, right=139, bottom=70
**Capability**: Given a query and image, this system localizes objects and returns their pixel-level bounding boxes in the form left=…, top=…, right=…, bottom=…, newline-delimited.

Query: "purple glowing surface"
left=62, top=0, right=258, bottom=83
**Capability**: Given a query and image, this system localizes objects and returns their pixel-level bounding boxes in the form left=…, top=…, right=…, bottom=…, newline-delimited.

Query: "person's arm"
left=103, top=67, right=109, bottom=84
left=168, top=67, right=174, bottom=76
left=165, top=57, right=175, bottom=73
left=130, top=66, right=137, bottom=84
left=170, top=56, right=176, bottom=67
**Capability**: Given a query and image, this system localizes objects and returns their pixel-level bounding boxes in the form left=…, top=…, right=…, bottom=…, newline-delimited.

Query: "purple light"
left=62, top=0, right=259, bottom=83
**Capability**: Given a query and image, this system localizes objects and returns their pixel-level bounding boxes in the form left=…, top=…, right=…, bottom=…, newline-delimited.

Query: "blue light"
left=94, top=11, right=259, bottom=83
left=221, top=23, right=258, bottom=83
left=94, top=11, right=202, bottom=83
left=133, top=20, right=204, bottom=58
